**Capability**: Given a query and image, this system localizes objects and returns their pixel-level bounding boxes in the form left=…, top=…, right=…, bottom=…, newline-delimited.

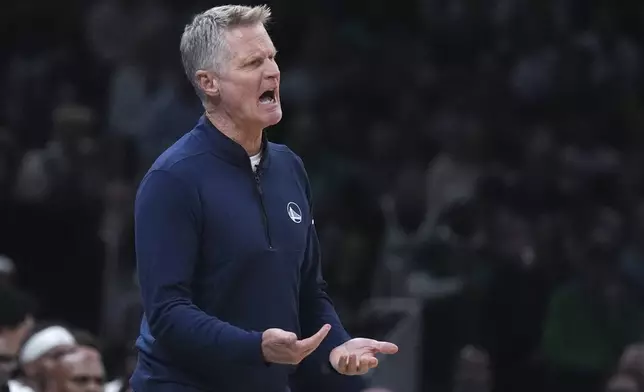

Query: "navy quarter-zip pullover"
left=131, top=116, right=365, bottom=392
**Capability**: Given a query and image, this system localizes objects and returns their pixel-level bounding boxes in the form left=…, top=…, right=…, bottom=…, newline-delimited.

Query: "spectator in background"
left=13, top=104, right=101, bottom=206
left=102, top=0, right=183, bottom=171
left=541, top=208, right=644, bottom=392
left=15, top=325, right=76, bottom=392
left=0, top=285, right=35, bottom=392
left=85, top=0, right=169, bottom=67
left=69, top=330, right=133, bottom=392
left=46, top=347, right=105, bottom=392
left=1, top=44, right=63, bottom=150
left=424, top=109, right=482, bottom=229
left=374, top=164, right=434, bottom=298
left=477, top=206, right=551, bottom=392
left=6, top=1, right=644, bottom=392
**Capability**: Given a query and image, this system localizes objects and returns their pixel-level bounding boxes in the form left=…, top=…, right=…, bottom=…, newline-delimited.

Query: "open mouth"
left=259, top=89, right=276, bottom=104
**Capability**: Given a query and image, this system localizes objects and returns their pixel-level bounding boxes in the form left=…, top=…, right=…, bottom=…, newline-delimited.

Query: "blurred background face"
left=52, top=348, right=105, bottom=392
left=23, top=343, right=77, bottom=388
left=215, top=23, right=282, bottom=129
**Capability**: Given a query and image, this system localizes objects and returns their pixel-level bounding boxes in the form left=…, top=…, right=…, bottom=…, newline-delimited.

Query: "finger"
left=375, top=341, right=399, bottom=354
left=299, top=326, right=331, bottom=357
left=348, top=354, right=358, bottom=375
left=338, top=354, right=348, bottom=373
left=295, top=324, right=330, bottom=353
left=357, top=356, right=371, bottom=374
left=367, top=356, right=379, bottom=369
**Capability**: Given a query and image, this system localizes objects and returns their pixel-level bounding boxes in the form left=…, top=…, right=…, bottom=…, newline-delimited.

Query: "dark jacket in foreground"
left=131, top=116, right=365, bottom=392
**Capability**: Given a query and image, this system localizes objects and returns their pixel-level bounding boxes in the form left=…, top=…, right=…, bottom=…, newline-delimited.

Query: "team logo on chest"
left=287, top=202, right=302, bottom=224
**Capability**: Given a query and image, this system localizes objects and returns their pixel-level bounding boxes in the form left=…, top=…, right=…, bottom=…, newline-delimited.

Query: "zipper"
left=254, top=168, right=273, bottom=249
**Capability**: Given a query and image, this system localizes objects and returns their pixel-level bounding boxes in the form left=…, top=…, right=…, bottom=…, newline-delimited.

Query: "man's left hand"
left=329, top=338, right=399, bottom=375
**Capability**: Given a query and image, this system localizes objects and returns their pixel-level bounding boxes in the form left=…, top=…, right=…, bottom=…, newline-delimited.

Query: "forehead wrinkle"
left=241, top=46, right=277, bottom=63
left=225, top=26, right=275, bottom=61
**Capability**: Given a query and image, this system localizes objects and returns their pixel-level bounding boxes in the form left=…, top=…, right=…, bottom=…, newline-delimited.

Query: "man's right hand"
left=261, top=324, right=331, bottom=365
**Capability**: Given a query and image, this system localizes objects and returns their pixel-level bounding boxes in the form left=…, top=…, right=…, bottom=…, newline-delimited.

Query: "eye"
left=248, top=58, right=263, bottom=67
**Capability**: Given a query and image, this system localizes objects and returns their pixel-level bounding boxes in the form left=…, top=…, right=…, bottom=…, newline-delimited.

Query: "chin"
left=263, top=108, right=283, bottom=127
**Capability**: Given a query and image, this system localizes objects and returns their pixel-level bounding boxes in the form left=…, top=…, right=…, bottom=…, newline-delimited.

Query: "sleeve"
left=299, top=222, right=351, bottom=353
left=135, top=169, right=264, bottom=365
left=292, top=156, right=366, bottom=391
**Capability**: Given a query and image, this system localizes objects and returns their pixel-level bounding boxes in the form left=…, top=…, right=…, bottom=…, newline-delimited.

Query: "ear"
left=195, top=70, right=219, bottom=97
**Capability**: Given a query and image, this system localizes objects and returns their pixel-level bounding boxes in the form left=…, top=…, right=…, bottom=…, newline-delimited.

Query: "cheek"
left=223, top=79, right=256, bottom=105
left=0, top=338, right=20, bottom=357
left=230, top=91, right=257, bottom=116
left=65, top=381, right=80, bottom=392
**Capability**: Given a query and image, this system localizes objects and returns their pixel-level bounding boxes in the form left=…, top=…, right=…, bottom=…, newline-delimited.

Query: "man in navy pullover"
left=131, top=5, right=398, bottom=392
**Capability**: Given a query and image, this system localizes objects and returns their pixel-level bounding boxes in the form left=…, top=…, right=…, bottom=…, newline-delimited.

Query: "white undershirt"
left=250, top=152, right=262, bottom=172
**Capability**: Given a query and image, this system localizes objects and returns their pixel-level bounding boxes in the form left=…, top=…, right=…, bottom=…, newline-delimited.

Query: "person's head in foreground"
left=48, top=346, right=105, bottom=392
left=181, top=5, right=281, bottom=142
left=0, top=285, right=34, bottom=387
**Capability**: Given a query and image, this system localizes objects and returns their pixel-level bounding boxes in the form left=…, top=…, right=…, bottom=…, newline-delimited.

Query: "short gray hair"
left=180, top=5, right=272, bottom=100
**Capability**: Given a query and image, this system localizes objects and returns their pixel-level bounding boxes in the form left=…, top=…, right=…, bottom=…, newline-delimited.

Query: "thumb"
left=374, top=341, right=399, bottom=354
left=296, top=324, right=331, bottom=352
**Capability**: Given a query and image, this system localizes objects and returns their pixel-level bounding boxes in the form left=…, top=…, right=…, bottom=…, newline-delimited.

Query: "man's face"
left=0, top=318, right=33, bottom=385
left=54, top=348, right=105, bottom=392
left=210, top=23, right=282, bottom=129
left=24, top=343, right=77, bottom=383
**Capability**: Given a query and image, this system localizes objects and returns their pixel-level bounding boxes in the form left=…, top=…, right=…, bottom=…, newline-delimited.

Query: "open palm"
left=329, top=338, right=399, bottom=375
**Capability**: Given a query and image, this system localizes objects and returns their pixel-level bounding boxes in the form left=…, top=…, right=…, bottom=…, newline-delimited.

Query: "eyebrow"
left=242, top=49, right=277, bottom=62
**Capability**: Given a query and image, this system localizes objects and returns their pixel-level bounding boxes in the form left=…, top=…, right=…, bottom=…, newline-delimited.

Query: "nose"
left=265, top=59, right=280, bottom=80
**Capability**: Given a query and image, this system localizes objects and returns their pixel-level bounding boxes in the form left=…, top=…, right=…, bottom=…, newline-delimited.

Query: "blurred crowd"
left=0, top=283, right=135, bottom=392
left=2, top=0, right=644, bottom=391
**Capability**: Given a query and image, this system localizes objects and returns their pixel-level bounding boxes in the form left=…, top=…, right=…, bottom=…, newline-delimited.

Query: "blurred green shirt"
left=541, top=282, right=644, bottom=372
